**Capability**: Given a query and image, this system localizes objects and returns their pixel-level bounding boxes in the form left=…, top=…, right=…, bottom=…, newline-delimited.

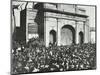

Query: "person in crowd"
left=12, top=39, right=96, bottom=73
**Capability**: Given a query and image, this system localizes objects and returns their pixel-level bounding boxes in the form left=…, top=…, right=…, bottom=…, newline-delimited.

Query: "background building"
left=12, top=1, right=96, bottom=47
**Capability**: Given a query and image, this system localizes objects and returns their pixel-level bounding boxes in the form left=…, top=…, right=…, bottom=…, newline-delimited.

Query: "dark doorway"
left=49, top=30, right=56, bottom=44
left=79, top=31, right=84, bottom=44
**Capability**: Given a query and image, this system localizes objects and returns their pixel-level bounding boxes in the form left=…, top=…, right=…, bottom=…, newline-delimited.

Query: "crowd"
left=11, top=38, right=96, bottom=74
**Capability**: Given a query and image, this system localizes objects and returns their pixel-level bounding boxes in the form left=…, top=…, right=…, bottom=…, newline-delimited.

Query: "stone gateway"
left=13, top=2, right=90, bottom=47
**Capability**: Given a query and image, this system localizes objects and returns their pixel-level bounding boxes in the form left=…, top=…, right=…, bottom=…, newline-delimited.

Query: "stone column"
left=44, top=20, right=46, bottom=46
left=75, top=21, right=79, bottom=44
left=57, top=19, right=61, bottom=46
left=44, top=17, right=50, bottom=47
left=84, top=19, right=90, bottom=43
left=83, top=21, right=85, bottom=43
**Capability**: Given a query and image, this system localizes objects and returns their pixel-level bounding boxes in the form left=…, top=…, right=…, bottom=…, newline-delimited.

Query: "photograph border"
left=10, top=0, right=97, bottom=75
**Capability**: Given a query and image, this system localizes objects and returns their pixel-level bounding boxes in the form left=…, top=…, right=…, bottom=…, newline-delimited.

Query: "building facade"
left=13, top=2, right=90, bottom=47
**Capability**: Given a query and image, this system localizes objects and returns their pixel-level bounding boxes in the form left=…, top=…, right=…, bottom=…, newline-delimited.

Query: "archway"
left=49, top=30, right=56, bottom=44
left=61, top=25, right=75, bottom=45
left=79, top=31, right=84, bottom=44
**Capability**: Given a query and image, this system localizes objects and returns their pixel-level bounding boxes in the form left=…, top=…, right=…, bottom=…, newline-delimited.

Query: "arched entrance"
left=49, top=30, right=56, bottom=44
left=61, top=25, right=75, bottom=45
left=79, top=31, right=84, bottom=44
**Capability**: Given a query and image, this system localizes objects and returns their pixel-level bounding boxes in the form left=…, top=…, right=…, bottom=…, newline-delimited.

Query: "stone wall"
left=25, top=3, right=90, bottom=47
left=43, top=4, right=89, bottom=47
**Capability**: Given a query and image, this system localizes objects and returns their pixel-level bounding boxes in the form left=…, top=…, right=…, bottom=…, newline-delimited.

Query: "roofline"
left=42, top=8, right=88, bottom=18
